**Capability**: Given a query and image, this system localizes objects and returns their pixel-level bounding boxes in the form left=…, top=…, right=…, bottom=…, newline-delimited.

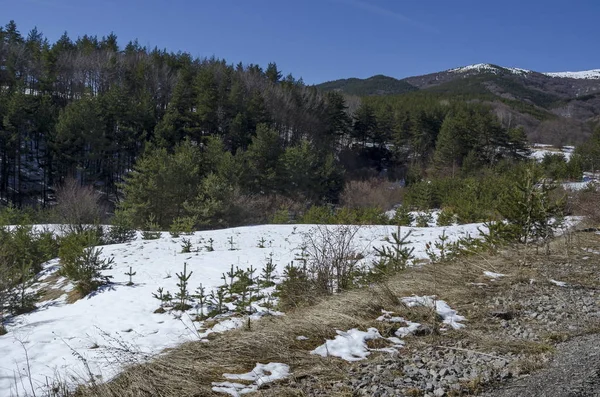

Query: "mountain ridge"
left=315, top=63, right=600, bottom=145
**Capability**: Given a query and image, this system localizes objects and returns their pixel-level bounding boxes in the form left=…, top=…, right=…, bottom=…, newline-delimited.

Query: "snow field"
left=0, top=223, right=484, bottom=395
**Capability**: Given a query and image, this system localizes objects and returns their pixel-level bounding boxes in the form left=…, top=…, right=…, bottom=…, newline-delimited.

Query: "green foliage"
left=260, top=254, right=277, bottom=288
left=415, top=212, right=433, bottom=227
left=271, top=208, right=292, bottom=224
left=437, top=208, right=457, bottom=226
left=370, top=227, right=415, bottom=280
left=204, top=238, right=215, bottom=252
left=141, top=215, right=162, bottom=240
left=184, top=173, right=236, bottom=229
left=174, top=262, right=193, bottom=311
left=391, top=206, right=414, bottom=226
left=106, top=211, right=137, bottom=244
left=275, top=262, right=314, bottom=310
left=180, top=238, right=192, bottom=253
left=299, top=205, right=388, bottom=225
left=299, top=206, right=335, bottom=224
left=574, top=128, right=600, bottom=173
left=496, top=164, right=566, bottom=247
left=8, top=261, right=38, bottom=315
left=124, top=266, right=136, bottom=286
left=0, top=225, right=59, bottom=275
left=120, top=140, right=203, bottom=229
left=169, top=216, right=197, bottom=237
left=316, top=75, right=417, bottom=96
left=58, top=234, right=114, bottom=296
left=152, top=287, right=173, bottom=308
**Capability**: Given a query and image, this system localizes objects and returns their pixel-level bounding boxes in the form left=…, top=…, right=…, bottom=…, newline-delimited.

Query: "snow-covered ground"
left=530, top=144, right=574, bottom=162
left=0, top=223, right=485, bottom=396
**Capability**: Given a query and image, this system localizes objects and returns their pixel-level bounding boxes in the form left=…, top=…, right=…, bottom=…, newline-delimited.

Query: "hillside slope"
left=316, top=64, right=600, bottom=144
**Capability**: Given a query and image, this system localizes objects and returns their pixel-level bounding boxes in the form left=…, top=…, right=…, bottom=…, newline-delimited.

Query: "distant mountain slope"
left=315, top=74, right=417, bottom=96
left=315, top=63, right=600, bottom=145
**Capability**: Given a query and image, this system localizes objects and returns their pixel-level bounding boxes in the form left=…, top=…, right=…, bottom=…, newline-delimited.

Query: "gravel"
left=285, top=268, right=599, bottom=396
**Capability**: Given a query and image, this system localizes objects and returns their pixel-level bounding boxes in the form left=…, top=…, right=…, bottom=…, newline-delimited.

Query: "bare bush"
left=302, top=225, right=364, bottom=294
left=340, top=178, right=404, bottom=211
left=231, top=193, right=305, bottom=225
left=54, top=178, right=105, bottom=225
left=570, top=188, right=600, bottom=227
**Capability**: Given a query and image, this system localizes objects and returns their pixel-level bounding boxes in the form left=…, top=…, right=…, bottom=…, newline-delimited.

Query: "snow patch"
left=401, top=296, right=465, bottom=329
left=376, top=310, right=421, bottom=338
left=311, top=328, right=382, bottom=361
left=484, top=271, right=506, bottom=279
left=543, top=70, right=600, bottom=80
left=550, top=279, right=568, bottom=287
left=212, top=362, right=290, bottom=396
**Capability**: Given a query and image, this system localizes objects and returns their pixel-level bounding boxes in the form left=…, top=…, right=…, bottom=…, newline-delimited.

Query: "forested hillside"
left=2, top=20, right=598, bottom=232
left=0, top=20, right=353, bottom=208
left=317, top=64, right=600, bottom=145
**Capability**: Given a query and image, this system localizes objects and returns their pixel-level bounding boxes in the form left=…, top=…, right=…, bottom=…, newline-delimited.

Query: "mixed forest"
left=1, top=20, right=600, bottom=230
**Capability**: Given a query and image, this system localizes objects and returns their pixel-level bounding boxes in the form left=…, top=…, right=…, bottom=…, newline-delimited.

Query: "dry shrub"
left=569, top=188, right=600, bottom=227
left=302, top=225, right=363, bottom=294
left=231, top=193, right=305, bottom=225
left=54, top=178, right=106, bottom=225
left=340, top=178, right=404, bottom=211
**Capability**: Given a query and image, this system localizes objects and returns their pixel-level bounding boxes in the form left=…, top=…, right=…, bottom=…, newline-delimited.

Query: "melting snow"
left=550, top=279, right=568, bottom=287
left=311, top=328, right=382, bottom=361
left=401, top=296, right=466, bottom=329
left=484, top=271, right=506, bottom=279
left=212, top=362, right=291, bottom=396
left=377, top=310, right=421, bottom=338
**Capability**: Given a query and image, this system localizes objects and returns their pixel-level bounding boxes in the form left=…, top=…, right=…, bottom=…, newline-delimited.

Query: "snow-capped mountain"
left=543, top=70, right=600, bottom=80
left=448, top=63, right=532, bottom=76
left=317, top=63, right=600, bottom=145
left=447, top=63, right=600, bottom=80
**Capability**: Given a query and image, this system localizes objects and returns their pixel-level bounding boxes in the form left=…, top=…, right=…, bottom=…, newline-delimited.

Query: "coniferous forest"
left=1, top=20, right=598, bottom=230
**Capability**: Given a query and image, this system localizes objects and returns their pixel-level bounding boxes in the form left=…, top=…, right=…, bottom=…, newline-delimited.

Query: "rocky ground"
left=259, top=233, right=600, bottom=397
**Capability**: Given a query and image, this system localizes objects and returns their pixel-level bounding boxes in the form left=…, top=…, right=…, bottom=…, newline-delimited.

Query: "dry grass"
left=68, top=228, right=600, bottom=397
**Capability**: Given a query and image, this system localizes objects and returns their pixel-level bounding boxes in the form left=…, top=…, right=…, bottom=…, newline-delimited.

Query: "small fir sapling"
left=205, top=238, right=215, bottom=252
left=10, top=261, right=38, bottom=315
left=142, top=215, right=161, bottom=240
left=209, top=286, right=227, bottom=315
left=152, top=287, right=173, bottom=309
left=124, top=266, right=136, bottom=286
left=257, top=237, right=267, bottom=248
left=227, top=236, right=236, bottom=251
left=193, top=284, right=207, bottom=319
left=174, top=262, right=193, bottom=311
left=260, top=253, right=277, bottom=287
left=415, top=212, right=433, bottom=228
left=372, top=226, right=415, bottom=277
left=426, top=230, right=450, bottom=262
left=180, top=238, right=192, bottom=253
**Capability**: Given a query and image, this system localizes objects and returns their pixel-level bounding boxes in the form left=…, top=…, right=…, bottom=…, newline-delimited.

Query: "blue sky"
left=2, top=0, right=599, bottom=84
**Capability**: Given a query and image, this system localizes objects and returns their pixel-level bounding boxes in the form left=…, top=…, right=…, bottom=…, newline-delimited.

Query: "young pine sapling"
left=124, top=266, right=136, bottom=286
left=174, top=262, right=193, bottom=311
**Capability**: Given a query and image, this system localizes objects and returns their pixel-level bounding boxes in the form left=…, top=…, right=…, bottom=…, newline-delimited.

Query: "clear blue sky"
left=2, top=0, right=599, bottom=84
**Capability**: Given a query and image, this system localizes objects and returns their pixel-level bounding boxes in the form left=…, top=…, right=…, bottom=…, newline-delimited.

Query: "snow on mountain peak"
left=448, top=64, right=531, bottom=76
left=543, top=70, right=600, bottom=80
